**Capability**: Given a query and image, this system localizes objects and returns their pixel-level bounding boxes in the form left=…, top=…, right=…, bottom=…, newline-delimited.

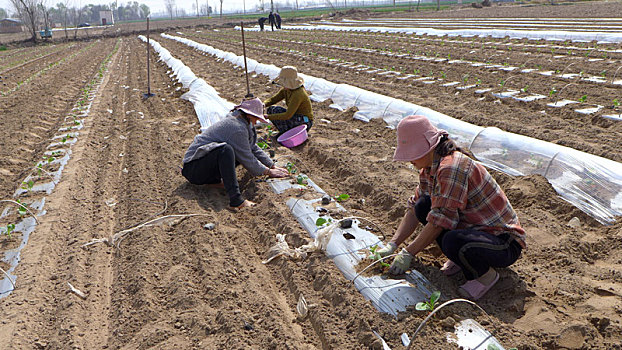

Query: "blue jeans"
left=414, top=195, right=522, bottom=280
left=181, top=144, right=244, bottom=207
left=266, top=106, right=313, bottom=135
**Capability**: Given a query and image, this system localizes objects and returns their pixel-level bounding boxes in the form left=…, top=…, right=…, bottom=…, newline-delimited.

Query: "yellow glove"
left=389, top=248, right=413, bottom=275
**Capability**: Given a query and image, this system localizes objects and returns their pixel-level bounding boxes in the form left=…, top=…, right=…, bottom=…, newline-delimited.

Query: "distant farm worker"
left=181, top=98, right=289, bottom=209
left=275, top=11, right=282, bottom=29
left=268, top=11, right=276, bottom=31
left=258, top=17, right=268, bottom=31
left=264, top=66, right=313, bottom=136
left=374, top=115, right=526, bottom=300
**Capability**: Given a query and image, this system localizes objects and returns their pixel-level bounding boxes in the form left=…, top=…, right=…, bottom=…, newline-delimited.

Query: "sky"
left=0, top=0, right=270, bottom=17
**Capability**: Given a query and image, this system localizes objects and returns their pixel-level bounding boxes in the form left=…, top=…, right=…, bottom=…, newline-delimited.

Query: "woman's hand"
left=265, top=168, right=289, bottom=178
left=271, top=165, right=288, bottom=173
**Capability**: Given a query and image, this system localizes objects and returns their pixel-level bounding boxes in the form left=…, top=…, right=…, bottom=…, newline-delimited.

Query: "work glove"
left=388, top=248, right=413, bottom=275
left=369, top=242, right=397, bottom=260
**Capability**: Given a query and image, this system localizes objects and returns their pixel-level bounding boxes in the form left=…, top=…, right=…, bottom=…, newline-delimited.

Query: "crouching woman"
left=181, top=98, right=288, bottom=209
left=377, top=115, right=526, bottom=300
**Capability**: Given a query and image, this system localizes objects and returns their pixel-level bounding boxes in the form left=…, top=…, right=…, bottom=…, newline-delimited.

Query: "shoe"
left=440, top=260, right=461, bottom=276
left=458, top=270, right=499, bottom=300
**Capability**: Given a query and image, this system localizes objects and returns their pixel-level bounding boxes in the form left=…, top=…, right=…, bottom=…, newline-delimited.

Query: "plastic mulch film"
left=139, top=36, right=233, bottom=130
left=267, top=23, right=622, bottom=44
left=266, top=177, right=439, bottom=316
left=545, top=151, right=622, bottom=224
left=165, top=33, right=622, bottom=224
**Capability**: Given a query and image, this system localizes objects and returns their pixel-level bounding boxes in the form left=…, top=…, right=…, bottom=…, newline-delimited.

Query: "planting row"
left=1, top=41, right=98, bottom=96
left=198, top=29, right=621, bottom=108
left=0, top=39, right=121, bottom=296
left=174, top=30, right=622, bottom=163
left=215, top=31, right=620, bottom=118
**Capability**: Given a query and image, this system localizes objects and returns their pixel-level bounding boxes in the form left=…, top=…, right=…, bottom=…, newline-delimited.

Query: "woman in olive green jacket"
left=264, top=66, right=313, bottom=135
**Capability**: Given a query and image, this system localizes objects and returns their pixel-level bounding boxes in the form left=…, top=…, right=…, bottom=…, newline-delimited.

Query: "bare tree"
left=10, top=0, right=40, bottom=42
left=164, top=0, right=174, bottom=19
left=219, top=0, right=222, bottom=18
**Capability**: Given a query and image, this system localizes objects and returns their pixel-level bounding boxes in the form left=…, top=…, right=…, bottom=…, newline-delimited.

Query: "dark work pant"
left=181, top=144, right=244, bottom=207
left=414, top=195, right=522, bottom=280
left=267, top=106, right=313, bottom=135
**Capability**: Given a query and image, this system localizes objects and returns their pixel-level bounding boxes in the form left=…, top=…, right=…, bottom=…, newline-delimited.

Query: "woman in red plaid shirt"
left=375, top=115, right=526, bottom=300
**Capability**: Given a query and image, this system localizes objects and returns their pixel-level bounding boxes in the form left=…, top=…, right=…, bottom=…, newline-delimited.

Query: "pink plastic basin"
left=277, top=124, right=308, bottom=148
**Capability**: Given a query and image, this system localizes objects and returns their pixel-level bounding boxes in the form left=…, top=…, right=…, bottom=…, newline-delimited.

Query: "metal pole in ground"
left=143, top=17, right=155, bottom=99
left=241, top=21, right=253, bottom=98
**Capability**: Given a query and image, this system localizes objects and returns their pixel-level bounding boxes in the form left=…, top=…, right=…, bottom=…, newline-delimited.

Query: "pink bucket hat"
left=393, top=115, right=448, bottom=161
left=235, top=98, right=269, bottom=123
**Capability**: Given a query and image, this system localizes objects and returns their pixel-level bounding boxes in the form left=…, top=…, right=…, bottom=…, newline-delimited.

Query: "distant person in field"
left=258, top=17, right=268, bottom=31
left=275, top=11, right=282, bottom=29
left=181, top=98, right=288, bottom=210
left=374, top=115, right=526, bottom=300
left=268, top=11, right=276, bottom=31
left=264, top=66, right=313, bottom=136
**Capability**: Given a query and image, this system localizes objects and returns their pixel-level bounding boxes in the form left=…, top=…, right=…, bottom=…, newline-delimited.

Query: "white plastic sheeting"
left=255, top=23, right=622, bottom=44
left=165, top=33, right=622, bottom=224
left=138, top=35, right=234, bottom=130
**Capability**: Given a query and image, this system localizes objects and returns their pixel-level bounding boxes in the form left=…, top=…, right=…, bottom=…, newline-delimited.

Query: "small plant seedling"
left=368, top=245, right=391, bottom=267
left=296, top=174, right=308, bottom=186
left=285, top=162, right=297, bottom=174
left=257, top=141, right=269, bottom=150
left=613, top=99, right=620, bottom=109
left=521, top=85, right=529, bottom=93
left=4, top=223, right=15, bottom=238
left=334, top=193, right=350, bottom=202
left=549, top=88, right=558, bottom=97
left=16, top=199, right=27, bottom=216
left=315, top=217, right=332, bottom=227
left=579, top=95, right=587, bottom=103
left=21, top=180, right=34, bottom=191
left=416, top=291, right=441, bottom=312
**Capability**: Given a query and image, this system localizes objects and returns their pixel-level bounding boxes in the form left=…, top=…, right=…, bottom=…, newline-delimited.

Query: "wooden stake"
left=241, top=21, right=253, bottom=98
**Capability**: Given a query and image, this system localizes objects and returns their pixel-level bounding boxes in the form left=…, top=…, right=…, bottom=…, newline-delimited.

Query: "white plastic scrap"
left=67, top=282, right=87, bottom=300
left=296, top=294, right=308, bottom=318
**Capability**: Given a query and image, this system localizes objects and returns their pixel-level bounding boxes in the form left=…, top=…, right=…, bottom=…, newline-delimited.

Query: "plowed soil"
left=1, top=2, right=621, bottom=350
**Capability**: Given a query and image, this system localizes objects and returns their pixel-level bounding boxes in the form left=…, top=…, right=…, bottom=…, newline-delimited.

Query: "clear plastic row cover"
left=140, top=35, right=232, bottom=130
left=164, top=33, right=622, bottom=224
left=280, top=24, right=622, bottom=43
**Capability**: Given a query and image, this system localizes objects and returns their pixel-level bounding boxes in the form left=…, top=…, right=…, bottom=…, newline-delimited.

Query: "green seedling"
left=21, top=180, right=34, bottom=191
left=296, top=174, right=308, bottom=186
left=16, top=199, right=27, bottom=216
left=521, top=85, right=529, bottom=93
left=368, top=245, right=390, bottom=267
left=415, top=291, right=441, bottom=312
left=334, top=193, right=350, bottom=202
left=579, top=95, right=587, bottom=103
left=613, top=99, right=620, bottom=109
left=4, top=223, right=15, bottom=238
left=257, top=141, right=269, bottom=150
left=285, top=162, right=297, bottom=174
left=440, top=71, right=446, bottom=79
left=549, top=88, right=558, bottom=97
left=315, top=217, right=332, bottom=227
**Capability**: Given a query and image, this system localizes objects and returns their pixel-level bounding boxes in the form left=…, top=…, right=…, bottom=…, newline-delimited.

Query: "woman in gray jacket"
left=182, top=98, right=288, bottom=209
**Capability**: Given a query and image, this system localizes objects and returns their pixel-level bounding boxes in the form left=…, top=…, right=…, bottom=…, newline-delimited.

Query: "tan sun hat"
left=273, top=66, right=304, bottom=89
